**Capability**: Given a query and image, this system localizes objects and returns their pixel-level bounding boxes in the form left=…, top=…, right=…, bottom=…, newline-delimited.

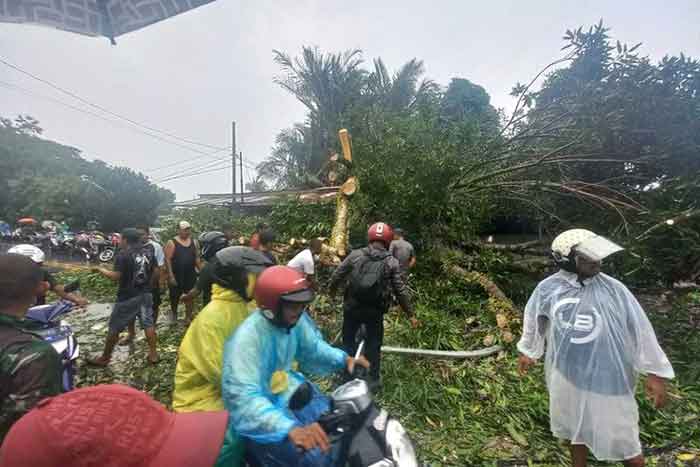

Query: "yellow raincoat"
left=173, top=276, right=256, bottom=412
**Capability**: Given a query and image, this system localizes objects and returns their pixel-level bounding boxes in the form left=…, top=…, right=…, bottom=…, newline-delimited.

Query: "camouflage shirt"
left=0, top=313, right=62, bottom=441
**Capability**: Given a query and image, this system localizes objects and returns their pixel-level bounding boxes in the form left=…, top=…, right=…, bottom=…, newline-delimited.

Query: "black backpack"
left=130, top=243, right=155, bottom=288
left=348, top=249, right=390, bottom=305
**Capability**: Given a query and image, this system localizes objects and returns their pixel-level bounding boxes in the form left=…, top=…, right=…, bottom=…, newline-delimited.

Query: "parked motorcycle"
left=247, top=326, right=420, bottom=467
left=75, top=231, right=115, bottom=262
left=25, top=281, right=82, bottom=392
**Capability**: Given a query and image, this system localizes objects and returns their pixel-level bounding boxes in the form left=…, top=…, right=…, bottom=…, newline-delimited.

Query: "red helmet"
left=254, top=266, right=314, bottom=327
left=368, top=222, right=393, bottom=247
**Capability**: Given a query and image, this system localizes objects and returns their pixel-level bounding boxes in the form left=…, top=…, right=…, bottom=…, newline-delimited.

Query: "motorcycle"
left=25, top=281, right=81, bottom=392
left=247, top=326, right=420, bottom=467
left=75, top=231, right=115, bottom=262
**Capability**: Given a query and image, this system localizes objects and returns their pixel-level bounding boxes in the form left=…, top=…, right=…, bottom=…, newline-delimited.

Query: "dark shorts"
left=108, top=293, right=154, bottom=333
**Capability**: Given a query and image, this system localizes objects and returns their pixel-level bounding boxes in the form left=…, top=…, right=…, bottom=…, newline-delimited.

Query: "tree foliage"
left=0, top=117, right=175, bottom=231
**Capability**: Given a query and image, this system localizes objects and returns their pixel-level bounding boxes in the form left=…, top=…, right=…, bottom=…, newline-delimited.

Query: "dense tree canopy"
left=259, top=23, right=699, bottom=284
left=0, top=116, right=174, bottom=232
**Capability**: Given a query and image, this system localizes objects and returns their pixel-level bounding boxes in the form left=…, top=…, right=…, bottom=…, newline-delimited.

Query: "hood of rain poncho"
left=517, top=270, right=674, bottom=459
left=221, top=310, right=348, bottom=444
left=172, top=279, right=256, bottom=413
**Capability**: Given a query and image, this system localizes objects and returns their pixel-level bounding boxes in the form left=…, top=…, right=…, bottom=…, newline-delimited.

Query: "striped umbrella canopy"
left=0, top=0, right=216, bottom=44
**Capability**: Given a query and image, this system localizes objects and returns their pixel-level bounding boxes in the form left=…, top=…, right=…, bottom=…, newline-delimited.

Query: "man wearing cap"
left=0, top=384, right=230, bottom=467
left=517, top=229, right=674, bottom=467
left=165, top=221, right=202, bottom=323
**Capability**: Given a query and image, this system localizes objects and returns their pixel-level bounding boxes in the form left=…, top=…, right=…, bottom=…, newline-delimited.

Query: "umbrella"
left=17, top=217, right=38, bottom=225
left=0, top=0, right=216, bottom=44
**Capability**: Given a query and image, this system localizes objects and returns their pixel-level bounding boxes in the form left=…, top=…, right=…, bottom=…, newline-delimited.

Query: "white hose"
left=381, top=345, right=503, bottom=359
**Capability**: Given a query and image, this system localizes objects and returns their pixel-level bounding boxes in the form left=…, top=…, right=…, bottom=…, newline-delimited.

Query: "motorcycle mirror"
left=63, top=281, right=80, bottom=293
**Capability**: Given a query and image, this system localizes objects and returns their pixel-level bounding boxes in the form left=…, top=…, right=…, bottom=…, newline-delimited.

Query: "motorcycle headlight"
left=385, top=419, right=418, bottom=467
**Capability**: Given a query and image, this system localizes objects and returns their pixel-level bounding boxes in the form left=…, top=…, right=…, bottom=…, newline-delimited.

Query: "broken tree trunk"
left=446, top=263, right=521, bottom=346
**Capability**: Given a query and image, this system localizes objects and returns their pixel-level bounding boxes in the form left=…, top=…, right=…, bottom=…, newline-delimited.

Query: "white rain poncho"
left=221, top=310, right=348, bottom=444
left=517, top=270, right=674, bottom=461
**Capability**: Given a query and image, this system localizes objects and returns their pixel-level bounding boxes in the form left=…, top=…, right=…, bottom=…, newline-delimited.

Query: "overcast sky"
left=1, top=0, right=699, bottom=200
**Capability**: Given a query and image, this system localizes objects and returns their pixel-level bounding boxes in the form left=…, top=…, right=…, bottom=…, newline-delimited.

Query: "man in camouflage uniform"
left=0, top=254, right=62, bottom=441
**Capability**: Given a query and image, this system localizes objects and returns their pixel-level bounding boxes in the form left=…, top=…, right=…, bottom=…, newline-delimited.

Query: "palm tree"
left=365, top=58, right=440, bottom=112
left=272, top=47, right=366, bottom=173
left=257, top=124, right=317, bottom=189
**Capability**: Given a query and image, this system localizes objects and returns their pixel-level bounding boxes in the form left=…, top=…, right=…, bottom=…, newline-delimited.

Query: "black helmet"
left=200, top=231, right=228, bottom=261
left=210, top=246, right=273, bottom=299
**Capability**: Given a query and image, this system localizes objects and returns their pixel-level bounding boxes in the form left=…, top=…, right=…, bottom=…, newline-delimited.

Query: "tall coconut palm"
left=365, top=58, right=441, bottom=112
left=272, top=47, right=366, bottom=175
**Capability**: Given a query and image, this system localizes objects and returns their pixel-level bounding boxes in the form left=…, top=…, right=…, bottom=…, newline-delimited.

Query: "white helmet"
left=8, top=244, right=46, bottom=264
left=551, top=229, right=623, bottom=269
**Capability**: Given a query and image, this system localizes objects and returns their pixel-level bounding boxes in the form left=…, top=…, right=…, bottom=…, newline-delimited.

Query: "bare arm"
left=409, top=256, right=417, bottom=269
left=92, top=267, right=121, bottom=282
left=164, top=240, right=176, bottom=285
left=53, top=284, right=88, bottom=306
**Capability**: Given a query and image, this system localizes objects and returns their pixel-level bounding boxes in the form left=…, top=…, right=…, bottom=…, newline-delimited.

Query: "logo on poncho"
left=552, top=297, right=603, bottom=344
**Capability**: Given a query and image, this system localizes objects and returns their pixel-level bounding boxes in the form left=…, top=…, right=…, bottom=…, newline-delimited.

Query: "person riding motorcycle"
left=172, top=246, right=273, bottom=466
left=181, top=231, right=229, bottom=307
left=7, top=245, right=87, bottom=307
left=221, top=266, right=369, bottom=467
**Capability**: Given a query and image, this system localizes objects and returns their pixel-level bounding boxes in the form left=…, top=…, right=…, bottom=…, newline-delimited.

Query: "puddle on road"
left=69, top=302, right=177, bottom=386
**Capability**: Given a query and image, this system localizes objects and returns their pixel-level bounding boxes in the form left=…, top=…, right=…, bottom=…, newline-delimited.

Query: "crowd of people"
left=0, top=220, right=675, bottom=467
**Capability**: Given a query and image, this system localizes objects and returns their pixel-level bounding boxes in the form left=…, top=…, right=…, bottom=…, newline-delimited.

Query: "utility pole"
left=239, top=151, right=244, bottom=205
left=231, top=121, right=236, bottom=209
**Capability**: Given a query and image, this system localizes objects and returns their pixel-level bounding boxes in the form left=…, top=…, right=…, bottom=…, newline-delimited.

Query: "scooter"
left=317, top=326, right=420, bottom=467
left=25, top=281, right=81, bottom=392
left=246, top=326, right=420, bottom=467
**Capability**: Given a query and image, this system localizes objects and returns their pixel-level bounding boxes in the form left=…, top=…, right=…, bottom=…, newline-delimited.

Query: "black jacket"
left=329, top=244, right=413, bottom=315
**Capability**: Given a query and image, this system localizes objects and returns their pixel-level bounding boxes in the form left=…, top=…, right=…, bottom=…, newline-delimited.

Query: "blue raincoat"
left=221, top=311, right=348, bottom=444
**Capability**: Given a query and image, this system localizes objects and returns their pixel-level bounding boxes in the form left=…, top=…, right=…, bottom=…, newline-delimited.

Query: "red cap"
left=368, top=222, right=393, bottom=247
left=0, top=384, right=228, bottom=467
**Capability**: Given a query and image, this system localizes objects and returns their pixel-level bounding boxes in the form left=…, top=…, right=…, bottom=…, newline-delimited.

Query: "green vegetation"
left=58, top=261, right=700, bottom=466
left=0, top=116, right=174, bottom=231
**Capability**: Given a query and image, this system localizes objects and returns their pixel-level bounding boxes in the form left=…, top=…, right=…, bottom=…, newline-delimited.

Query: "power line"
left=157, top=161, right=233, bottom=184
left=0, top=55, right=230, bottom=152
left=153, top=155, right=232, bottom=182
left=144, top=148, right=229, bottom=172
left=0, top=80, right=259, bottom=183
left=0, top=79, right=228, bottom=158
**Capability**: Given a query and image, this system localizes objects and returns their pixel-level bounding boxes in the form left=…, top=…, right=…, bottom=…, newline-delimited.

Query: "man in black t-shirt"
left=88, top=228, right=160, bottom=366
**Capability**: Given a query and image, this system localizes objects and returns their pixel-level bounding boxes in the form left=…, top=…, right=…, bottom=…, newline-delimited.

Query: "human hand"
left=168, top=276, right=177, bottom=287
left=75, top=297, right=89, bottom=307
left=646, top=374, right=668, bottom=409
left=410, top=317, right=420, bottom=328
left=518, top=354, right=536, bottom=376
left=180, top=292, right=193, bottom=303
left=288, top=423, right=330, bottom=453
left=346, top=355, right=370, bottom=374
